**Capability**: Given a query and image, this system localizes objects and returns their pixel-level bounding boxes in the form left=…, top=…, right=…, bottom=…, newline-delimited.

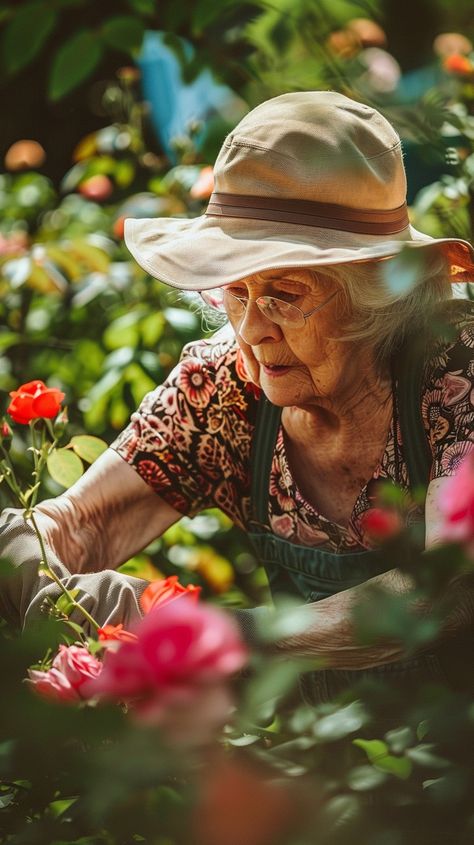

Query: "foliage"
left=2, top=2, right=474, bottom=843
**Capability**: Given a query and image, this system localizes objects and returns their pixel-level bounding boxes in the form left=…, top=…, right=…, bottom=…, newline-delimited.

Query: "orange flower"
left=4, top=139, right=46, bottom=171
left=97, top=624, right=138, bottom=643
left=140, top=575, right=201, bottom=615
left=443, top=54, right=474, bottom=75
left=8, top=380, right=65, bottom=424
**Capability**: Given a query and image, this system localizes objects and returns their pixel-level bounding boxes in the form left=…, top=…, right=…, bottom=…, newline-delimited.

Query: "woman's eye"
left=273, top=292, right=300, bottom=303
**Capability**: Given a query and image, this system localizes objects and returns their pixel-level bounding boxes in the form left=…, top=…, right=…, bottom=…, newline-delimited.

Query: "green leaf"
left=126, top=0, right=156, bottom=14
left=354, top=738, right=412, bottom=779
left=347, top=765, right=388, bottom=791
left=55, top=588, right=80, bottom=617
left=47, top=449, right=84, bottom=488
left=385, top=726, right=414, bottom=754
left=49, top=31, right=104, bottom=101
left=3, top=2, right=57, bottom=74
left=227, top=734, right=260, bottom=746
left=101, top=16, right=145, bottom=52
left=313, top=701, right=369, bottom=741
left=354, top=738, right=388, bottom=762
left=48, top=796, right=79, bottom=819
left=70, top=435, right=107, bottom=464
left=406, top=744, right=450, bottom=769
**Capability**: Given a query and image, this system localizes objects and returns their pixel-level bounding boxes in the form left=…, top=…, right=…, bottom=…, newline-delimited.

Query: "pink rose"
left=28, top=645, right=103, bottom=703
left=52, top=644, right=103, bottom=694
left=438, top=452, right=474, bottom=553
left=85, top=598, right=248, bottom=706
left=28, top=667, right=80, bottom=702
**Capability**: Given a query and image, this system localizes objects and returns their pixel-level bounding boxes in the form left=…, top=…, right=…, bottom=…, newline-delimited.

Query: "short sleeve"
left=110, top=327, right=258, bottom=525
left=422, top=321, right=474, bottom=479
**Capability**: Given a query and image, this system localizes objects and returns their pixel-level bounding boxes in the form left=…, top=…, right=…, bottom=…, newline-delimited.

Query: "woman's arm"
left=0, top=449, right=183, bottom=631
left=273, top=477, right=474, bottom=668
left=31, top=448, right=182, bottom=573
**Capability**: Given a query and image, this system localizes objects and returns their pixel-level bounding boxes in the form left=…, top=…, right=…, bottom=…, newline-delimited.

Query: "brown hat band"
left=206, top=192, right=410, bottom=235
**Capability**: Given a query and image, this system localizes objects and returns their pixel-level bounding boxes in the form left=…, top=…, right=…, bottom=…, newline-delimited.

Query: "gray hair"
left=315, top=249, right=455, bottom=365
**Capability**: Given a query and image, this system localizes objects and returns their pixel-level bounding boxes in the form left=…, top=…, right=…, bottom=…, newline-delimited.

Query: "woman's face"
left=224, top=267, right=357, bottom=408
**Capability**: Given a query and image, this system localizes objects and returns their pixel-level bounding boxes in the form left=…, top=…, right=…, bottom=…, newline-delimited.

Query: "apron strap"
left=249, top=395, right=281, bottom=527
left=394, top=335, right=433, bottom=497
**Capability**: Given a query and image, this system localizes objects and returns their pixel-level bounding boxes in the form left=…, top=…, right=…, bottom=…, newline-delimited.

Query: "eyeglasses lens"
left=201, top=289, right=306, bottom=327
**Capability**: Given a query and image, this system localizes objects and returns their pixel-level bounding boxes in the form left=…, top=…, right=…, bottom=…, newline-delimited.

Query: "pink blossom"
left=28, top=645, right=103, bottom=703
left=52, top=644, right=103, bottom=694
left=28, top=667, right=80, bottom=702
left=85, top=598, right=248, bottom=706
left=438, top=452, right=474, bottom=553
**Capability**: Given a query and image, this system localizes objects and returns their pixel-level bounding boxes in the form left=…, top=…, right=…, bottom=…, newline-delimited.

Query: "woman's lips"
left=261, top=364, right=292, bottom=377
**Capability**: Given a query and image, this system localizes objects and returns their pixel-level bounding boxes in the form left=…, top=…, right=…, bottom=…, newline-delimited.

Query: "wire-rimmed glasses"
left=200, top=287, right=339, bottom=329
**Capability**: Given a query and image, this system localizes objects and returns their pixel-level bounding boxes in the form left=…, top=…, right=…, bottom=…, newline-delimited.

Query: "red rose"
left=361, top=507, right=402, bottom=541
left=140, top=575, right=201, bottom=615
left=7, top=380, right=65, bottom=424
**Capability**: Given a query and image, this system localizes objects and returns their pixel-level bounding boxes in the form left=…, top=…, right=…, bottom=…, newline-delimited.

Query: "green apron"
left=247, top=343, right=450, bottom=704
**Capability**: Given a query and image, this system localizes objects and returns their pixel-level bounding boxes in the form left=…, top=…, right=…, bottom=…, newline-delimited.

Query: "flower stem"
left=27, top=510, right=100, bottom=633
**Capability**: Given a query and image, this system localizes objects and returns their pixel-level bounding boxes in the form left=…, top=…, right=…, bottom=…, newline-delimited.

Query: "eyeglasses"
left=200, top=287, right=339, bottom=328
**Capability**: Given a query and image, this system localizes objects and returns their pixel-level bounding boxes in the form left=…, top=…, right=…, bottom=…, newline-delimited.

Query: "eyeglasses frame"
left=200, top=286, right=339, bottom=328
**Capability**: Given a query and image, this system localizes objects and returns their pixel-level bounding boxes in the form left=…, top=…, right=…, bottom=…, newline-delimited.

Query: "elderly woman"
left=1, top=91, right=474, bottom=701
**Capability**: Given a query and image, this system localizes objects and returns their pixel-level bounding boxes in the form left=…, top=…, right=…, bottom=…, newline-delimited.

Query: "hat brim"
left=124, top=214, right=474, bottom=290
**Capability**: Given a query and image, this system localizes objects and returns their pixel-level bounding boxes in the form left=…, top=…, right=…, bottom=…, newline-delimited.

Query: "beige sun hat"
left=124, top=90, right=474, bottom=290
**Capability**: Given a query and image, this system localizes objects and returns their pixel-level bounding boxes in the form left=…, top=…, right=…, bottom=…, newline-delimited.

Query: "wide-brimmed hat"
left=124, top=90, right=474, bottom=290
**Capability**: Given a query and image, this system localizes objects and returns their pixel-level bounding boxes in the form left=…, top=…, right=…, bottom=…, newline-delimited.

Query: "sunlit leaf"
left=69, top=435, right=107, bottom=464
left=55, top=588, right=80, bottom=616
left=347, top=765, right=387, bottom=791
left=47, top=448, right=84, bottom=488
left=314, top=701, right=369, bottom=741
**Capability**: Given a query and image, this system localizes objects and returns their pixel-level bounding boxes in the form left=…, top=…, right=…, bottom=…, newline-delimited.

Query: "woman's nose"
left=236, top=300, right=282, bottom=346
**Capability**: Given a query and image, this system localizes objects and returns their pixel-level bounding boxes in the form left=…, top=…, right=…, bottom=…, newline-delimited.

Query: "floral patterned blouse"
left=111, top=318, right=474, bottom=553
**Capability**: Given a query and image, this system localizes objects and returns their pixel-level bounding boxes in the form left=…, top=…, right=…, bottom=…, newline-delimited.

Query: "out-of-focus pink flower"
left=361, top=507, right=402, bottom=542
left=0, top=231, right=29, bottom=256
left=190, top=166, right=214, bottom=200
left=86, top=598, right=248, bottom=706
left=140, top=574, right=201, bottom=614
left=28, top=667, right=80, bottom=702
left=359, top=48, right=401, bottom=93
left=438, top=452, right=474, bottom=554
left=28, top=645, right=102, bottom=703
left=78, top=174, right=113, bottom=202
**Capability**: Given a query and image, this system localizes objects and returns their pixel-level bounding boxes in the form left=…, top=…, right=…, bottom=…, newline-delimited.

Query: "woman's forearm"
left=274, top=567, right=474, bottom=669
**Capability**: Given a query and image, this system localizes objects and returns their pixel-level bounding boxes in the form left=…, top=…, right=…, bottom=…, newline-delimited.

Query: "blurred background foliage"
left=1, top=0, right=474, bottom=842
